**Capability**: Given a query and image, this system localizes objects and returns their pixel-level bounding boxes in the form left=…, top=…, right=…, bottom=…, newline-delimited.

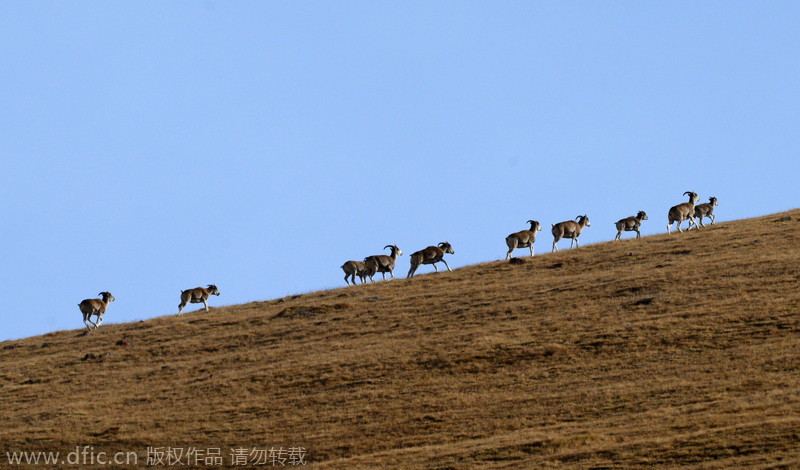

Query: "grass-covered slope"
left=2, top=210, right=800, bottom=468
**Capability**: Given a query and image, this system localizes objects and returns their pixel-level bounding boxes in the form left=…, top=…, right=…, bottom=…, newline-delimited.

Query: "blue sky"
left=1, top=2, right=798, bottom=342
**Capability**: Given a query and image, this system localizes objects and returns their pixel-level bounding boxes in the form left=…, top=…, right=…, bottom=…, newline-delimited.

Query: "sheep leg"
left=710, top=214, right=715, bottom=224
left=344, top=274, right=352, bottom=286
left=529, top=246, right=534, bottom=257
left=178, top=302, right=186, bottom=314
left=203, top=299, right=209, bottom=312
left=442, top=260, right=451, bottom=272
left=95, top=314, right=103, bottom=327
left=552, top=240, right=559, bottom=252
left=698, top=217, right=705, bottom=228
left=407, top=266, right=416, bottom=278
left=635, top=229, right=641, bottom=239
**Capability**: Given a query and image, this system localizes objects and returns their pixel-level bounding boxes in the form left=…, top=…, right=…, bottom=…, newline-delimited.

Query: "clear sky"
left=1, top=2, right=798, bottom=342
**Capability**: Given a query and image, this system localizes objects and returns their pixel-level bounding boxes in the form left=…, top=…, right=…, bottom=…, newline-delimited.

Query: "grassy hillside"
left=2, top=210, right=800, bottom=468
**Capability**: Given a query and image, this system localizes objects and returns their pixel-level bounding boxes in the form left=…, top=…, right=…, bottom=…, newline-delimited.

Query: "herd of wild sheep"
left=341, top=191, right=718, bottom=285
left=77, top=192, right=717, bottom=330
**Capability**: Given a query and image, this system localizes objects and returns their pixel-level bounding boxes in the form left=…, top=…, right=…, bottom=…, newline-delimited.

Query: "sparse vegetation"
left=2, top=210, right=800, bottom=468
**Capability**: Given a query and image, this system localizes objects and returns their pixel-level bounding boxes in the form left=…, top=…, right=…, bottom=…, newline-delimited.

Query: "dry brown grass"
left=2, top=210, right=800, bottom=468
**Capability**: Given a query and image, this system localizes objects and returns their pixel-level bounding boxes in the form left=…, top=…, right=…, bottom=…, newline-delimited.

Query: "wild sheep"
left=667, top=191, right=699, bottom=233
left=78, top=291, right=115, bottom=330
left=407, top=242, right=455, bottom=278
left=694, top=197, right=718, bottom=227
left=341, top=259, right=377, bottom=286
left=614, top=211, right=648, bottom=240
left=179, top=284, right=220, bottom=314
left=505, top=220, right=542, bottom=260
left=552, top=215, right=591, bottom=252
left=364, top=245, right=403, bottom=281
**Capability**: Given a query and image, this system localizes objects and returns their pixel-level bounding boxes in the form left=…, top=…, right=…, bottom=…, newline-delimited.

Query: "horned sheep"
left=667, top=191, right=699, bottom=233
left=364, top=245, right=403, bottom=281
left=614, top=211, right=648, bottom=240
left=407, top=242, right=455, bottom=278
left=179, top=284, right=220, bottom=314
left=552, top=215, right=591, bottom=252
left=505, top=220, right=542, bottom=259
left=694, top=196, right=718, bottom=227
left=78, top=291, right=115, bottom=330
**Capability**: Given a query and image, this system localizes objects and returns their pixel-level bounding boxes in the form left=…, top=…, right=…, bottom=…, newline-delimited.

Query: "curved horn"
left=576, top=215, right=582, bottom=221
left=683, top=191, right=693, bottom=196
left=526, top=219, right=535, bottom=224
left=98, top=292, right=104, bottom=297
left=384, top=245, right=393, bottom=251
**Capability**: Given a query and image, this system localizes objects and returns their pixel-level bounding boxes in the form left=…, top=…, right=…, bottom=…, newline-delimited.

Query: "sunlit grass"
left=1, top=210, right=800, bottom=468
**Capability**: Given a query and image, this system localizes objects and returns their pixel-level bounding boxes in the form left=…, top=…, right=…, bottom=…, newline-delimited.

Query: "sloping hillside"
left=2, top=210, right=800, bottom=468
